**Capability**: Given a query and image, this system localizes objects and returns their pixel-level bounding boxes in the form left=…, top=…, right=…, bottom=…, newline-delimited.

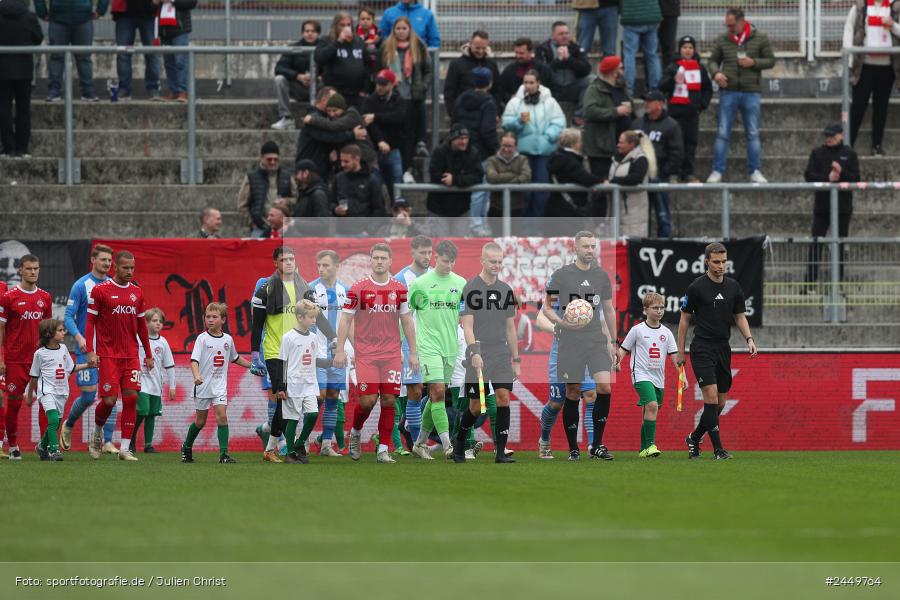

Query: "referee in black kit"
left=456, top=242, right=521, bottom=464
left=676, top=242, right=758, bottom=460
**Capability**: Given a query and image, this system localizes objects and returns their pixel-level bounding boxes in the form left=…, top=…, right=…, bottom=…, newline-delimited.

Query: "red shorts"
left=355, top=356, right=401, bottom=397
left=98, top=356, right=141, bottom=397
left=3, top=363, right=30, bottom=396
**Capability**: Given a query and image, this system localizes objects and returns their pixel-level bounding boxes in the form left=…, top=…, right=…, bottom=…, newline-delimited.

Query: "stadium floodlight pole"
left=224, top=0, right=232, bottom=87
left=829, top=186, right=841, bottom=323
left=502, top=187, right=512, bottom=237
left=841, top=49, right=851, bottom=146
left=721, top=188, right=731, bottom=239
left=187, top=51, right=197, bottom=185
left=611, top=186, right=621, bottom=240
left=63, top=51, right=74, bottom=185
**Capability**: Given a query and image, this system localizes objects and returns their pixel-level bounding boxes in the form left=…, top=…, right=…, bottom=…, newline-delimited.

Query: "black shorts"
left=558, top=336, right=611, bottom=383
left=464, top=346, right=514, bottom=398
left=690, top=341, right=732, bottom=392
left=265, top=358, right=285, bottom=394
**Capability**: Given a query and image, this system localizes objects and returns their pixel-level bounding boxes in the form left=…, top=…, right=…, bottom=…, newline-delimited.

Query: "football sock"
left=298, top=412, right=318, bottom=444
left=691, top=412, right=707, bottom=443
left=391, top=404, right=402, bottom=450
left=643, top=419, right=656, bottom=447
left=584, top=401, right=595, bottom=446
left=702, top=403, right=723, bottom=451
left=405, top=398, right=422, bottom=442
left=562, top=397, right=580, bottom=452
left=417, top=400, right=434, bottom=444
left=270, top=399, right=284, bottom=438
left=377, top=404, right=395, bottom=452
left=540, top=402, right=561, bottom=443
left=430, top=399, right=450, bottom=449
left=4, top=397, right=22, bottom=446
left=592, top=394, right=611, bottom=447
left=265, top=435, right=279, bottom=452
left=495, top=405, right=510, bottom=458
left=455, top=409, right=478, bottom=453
left=46, top=409, right=60, bottom=452
left=466, top=424, right=477, bottom=450
left=94, top=400, right=113, bottom=429
left=486, top=394, right=497, bottom=442
left=0, top=401, right=6, bottom=443
left=120, top=438, right=131, bottom=452
left=335, top=401, right=346, bottom=449
left=352, top=404, right=373, bottom=431
left=144, top=416, right=156, bottom=448
left=321, top=398, right=338, bottom=442
left=65, top=390, right=96, bottom=428
left=103, top=403, right=117, bottom=444
left=184, top=422, right=202, bottom=449
left=121, top=395, right=137, bottom=440
left=640, top=421, right=647, bottom=451
left=134, top=414, right=145, bottom=446
left=217, top=425, right=229, bottom=455
left=717, top=403, right=724, bottom=416
left=282, top=419, right=298, bottom=454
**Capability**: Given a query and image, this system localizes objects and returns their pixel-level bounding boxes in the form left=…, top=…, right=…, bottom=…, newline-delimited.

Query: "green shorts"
left=634, top=381, right=663, bottom=407
left=137, top=392, right=162, bottom=417
left=419, top=353, right=455, bottom=384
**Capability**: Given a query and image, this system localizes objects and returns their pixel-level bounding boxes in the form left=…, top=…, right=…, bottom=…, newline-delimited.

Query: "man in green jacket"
left=706, top=7, right=775, bottom=184
left=35, top=0, right=108, bottom=101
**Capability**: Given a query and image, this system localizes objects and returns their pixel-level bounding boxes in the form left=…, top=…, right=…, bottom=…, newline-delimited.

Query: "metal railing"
left=396, top=181, right=900, bottom=323
left=841, top=46, right=900, bottom=147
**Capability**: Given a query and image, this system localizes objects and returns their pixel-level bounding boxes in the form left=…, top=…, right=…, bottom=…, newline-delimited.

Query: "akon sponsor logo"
left=112, top=305, right=137, bottom=315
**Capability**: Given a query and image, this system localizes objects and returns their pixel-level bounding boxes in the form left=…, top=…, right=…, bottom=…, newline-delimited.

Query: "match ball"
left=564, top=299, right=594, bottom=326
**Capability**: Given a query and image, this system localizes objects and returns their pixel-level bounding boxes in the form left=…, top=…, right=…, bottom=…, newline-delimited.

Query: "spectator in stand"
left=486, top=132, right=532, bottom=222
left=0, top=0, right=43, bottom=158
left=265, top=204, right=291, bottom=239
left=546, top=127, right=603, bottom=220
left=154, top=0, right=197, bottom=102
left=707, top=7, right=775, bottom=184
left=361, top=69, right=409, bottom=203
left=454, top=67, right=499, bottom=236
left=621, top=0, right=662, bottom=96
left=303, top=92, right=379, bottom=175
left=315, top=12, right=372, bottom=107
left=501, top=70, right=566, bottom=223
left=606, top=130, right=656, bottom=237
left=803, top=123, right=861, bottom=286
left=536, top=21, right=592, bottom=104
left=332, top=144, right=388, bottom=236
left=238, top=141, right=297, bottom=238
left=633, top=89, right=682, bottom=237
left=271, top=20, right=323, bottom=130
left=380, top=16, right=433, bottom=163
left=292, top=159, right=332, bottom=236
left=388, top=198, right=419, bottom=238
left=499, top=37, right=554, bottom=106
left=34, top=0, right=106, bottom=102
left=844, top=0, right=900, bottom=155
left=112, top=0, right=160, bottom=101
left=357, top=7, right=381, bottom=78
left=582, top=55, right=632, bottom=216
left=427, top=125, right=484, bottom=237
left=658, top=35, right=712, bottom=182
left=573, top=0, right=619, bottom=57
left=658, top=1, right=680, bottom=65
left=295, top=86, right=364, bottom=177
left=198, top=207, right=222, bottom=238
left=444, top=30, right=502, bottom=120
left=380, top=0, right=440, bottom=49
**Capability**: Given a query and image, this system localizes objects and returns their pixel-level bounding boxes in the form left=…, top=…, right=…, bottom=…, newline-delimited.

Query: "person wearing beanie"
left=427, top=124, right=484, bottom=237
left=581, top=55, right=633, bottom=217
left=296, top=86, right=367, bottom=178
left=620, top=0, right=663, bottom=95
left=238, top=140, right=298, bottom=237
left=303, top=90, right=380, bottom=173
left=454, top=65, right=499, bottom=236
left=535, top=20, right=592, bottom=103
left=444, top=30, right=503, bottom=119
left=292, top=159, right=333, bottom=236
left=315, top=12, right=376, bottom=106
left=658, top=35, right=712, bottom=182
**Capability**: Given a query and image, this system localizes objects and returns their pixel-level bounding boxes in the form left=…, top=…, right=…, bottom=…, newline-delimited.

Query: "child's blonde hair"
left=294, top=299, right=320, bottom=320
left=38, top=318, right=65, bottom=348
left=145, top=307, right=165, bottom=323
left=206, top=302, right=228, bottom=318
left=642, top=292, right=665, bottom=309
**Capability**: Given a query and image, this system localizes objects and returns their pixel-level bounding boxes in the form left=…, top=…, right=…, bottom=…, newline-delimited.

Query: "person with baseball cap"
left=238, top=141, right=298, bottom=238
left=361, top=69, right=410, bottom=203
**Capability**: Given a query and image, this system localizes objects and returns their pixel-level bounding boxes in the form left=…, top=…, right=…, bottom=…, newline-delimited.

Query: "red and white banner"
left=23, top=352, right=900, bottom=453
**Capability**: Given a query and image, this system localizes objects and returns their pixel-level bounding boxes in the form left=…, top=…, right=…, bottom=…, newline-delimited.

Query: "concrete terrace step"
left=0, top=184, right=237, bottom=212
left=672, top=189, right=899, bottom=213
left=0, top=211, right=243, bottom=239
left=670, top=211, right=900, bottom=238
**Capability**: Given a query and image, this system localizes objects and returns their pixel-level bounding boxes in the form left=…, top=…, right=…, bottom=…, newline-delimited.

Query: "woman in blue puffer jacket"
left=501, top=70, right=566, bottom=220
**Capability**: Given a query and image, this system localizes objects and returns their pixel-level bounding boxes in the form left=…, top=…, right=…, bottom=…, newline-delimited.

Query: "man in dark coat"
left=332, top=144, right=388, bottom=236
left=535, top=21, right=592, bottom=103
left=427, top=125, right=484, bottom=237
left=633, top=89, right=683, bottom=237
left=272, top=20, right=323, bottom=129
left=0, top=0, right=43, bottom=157
left=499, top=37, right=554, bottom=105
left=443, top=30, right=502, bottom=119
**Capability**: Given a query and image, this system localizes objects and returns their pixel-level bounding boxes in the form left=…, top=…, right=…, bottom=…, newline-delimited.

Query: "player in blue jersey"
left=60, top=245, right=119, bottom=453
left=392, top=235, right=432, bottom=451
left=304, top=250, right=348, bottom=457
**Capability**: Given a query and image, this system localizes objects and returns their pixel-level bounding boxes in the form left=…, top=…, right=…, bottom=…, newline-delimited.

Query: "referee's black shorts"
left=464, top=345, right=514, bottom=399
left=689, top=340, right=733, bottom=392
left=558, top=336, right=612, bottom=383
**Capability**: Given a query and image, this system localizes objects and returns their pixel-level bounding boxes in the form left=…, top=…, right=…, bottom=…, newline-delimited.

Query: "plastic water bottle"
left=107, top=79, right=118, bottom=103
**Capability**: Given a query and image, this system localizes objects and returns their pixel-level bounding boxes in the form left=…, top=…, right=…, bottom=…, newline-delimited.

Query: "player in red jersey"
left=333, top=243, right=418, bottom=464
left=85, top=250, right=154, bottom=461
left=0, top=255, right=52, bottom=459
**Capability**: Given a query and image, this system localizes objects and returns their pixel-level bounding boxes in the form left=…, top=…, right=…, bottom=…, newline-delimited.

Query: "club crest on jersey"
left=660, top=335, right=666, bottom=341
left=36, top=299, right=45, bottom=308
left=224, top=342, right=230, bottom=350
left=130, top=293, right=137, bottom=302
left=388, top=291, right=397, bottom=301
left=103, top=383, right=112, bottom=392
left=359, top=383, right=368, bottom=391
left=7, top=382, right=16, bottom=392
left=154, top=347, right=162, bottom=355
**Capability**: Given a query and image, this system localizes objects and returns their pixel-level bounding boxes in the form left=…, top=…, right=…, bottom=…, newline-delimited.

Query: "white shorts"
left=38, top=394, right=67, bottom=414
left=194, top=395, right=227, bottom=411
left=283, top=395, right=318, bottom=421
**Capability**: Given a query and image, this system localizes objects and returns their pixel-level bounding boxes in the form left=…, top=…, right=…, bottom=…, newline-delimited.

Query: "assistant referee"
left=676, top=242, right=758, bottom=460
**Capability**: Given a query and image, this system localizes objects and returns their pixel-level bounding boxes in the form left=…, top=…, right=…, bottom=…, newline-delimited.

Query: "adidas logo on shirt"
left=715, top=293, right=725, bottom=300
left=581, top=280, right=590, bottom=286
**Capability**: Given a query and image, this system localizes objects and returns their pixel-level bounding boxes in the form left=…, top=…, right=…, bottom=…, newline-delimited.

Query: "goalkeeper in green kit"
left=408, top=240, right=467, bottom=460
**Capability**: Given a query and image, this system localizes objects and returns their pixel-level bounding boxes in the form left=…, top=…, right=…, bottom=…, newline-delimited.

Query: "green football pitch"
left=2, top=451, right=899, bottom=600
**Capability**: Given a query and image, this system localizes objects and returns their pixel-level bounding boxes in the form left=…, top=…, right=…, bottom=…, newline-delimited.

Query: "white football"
left=564, top=299, right=594, bottom=325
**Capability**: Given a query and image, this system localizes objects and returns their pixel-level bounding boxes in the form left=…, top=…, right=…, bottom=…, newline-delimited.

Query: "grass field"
left=2, top=450, right=899, bottom=599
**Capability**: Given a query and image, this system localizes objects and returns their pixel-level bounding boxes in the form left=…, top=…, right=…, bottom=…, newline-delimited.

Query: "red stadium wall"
left=22, top=352, right=899, bottom=453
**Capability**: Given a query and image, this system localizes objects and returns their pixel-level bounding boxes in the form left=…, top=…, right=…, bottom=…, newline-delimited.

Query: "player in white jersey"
left=132, top=308, right=176, bottom=453
left=181, top=303, right=253, bottom=464
left=26, top=319, right=87, bottom=461
left=615, top=292, right=682, bottom=458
